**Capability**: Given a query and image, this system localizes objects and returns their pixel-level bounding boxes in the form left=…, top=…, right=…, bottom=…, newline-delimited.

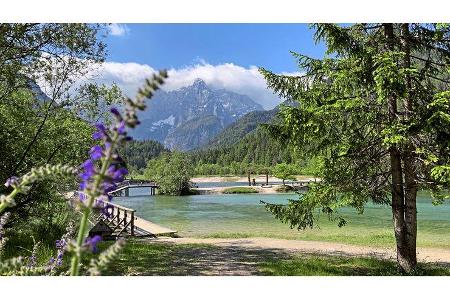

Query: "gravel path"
left=156, top=237, right=450, bottom=264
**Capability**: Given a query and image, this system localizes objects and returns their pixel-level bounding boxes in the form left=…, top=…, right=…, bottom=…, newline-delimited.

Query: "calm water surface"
left=114, top=188, right=450, bottom=242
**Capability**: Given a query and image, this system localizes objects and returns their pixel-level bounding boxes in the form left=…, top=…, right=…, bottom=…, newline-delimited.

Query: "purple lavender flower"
left=79, top=180, right=87, bottom=190
left=81, top=159, right=95, bottom=173
left=106, top=165, right=128, bottom=184
left=80, top=159, right=95, bottom=181
left=117, top=121, right=126, bottom=134
left=92, top=123, right=108, bottom=140
left=78, top=191, right=87, bottom=202
left=110, top=107, right=122, bottom=120
left=112, top=167, right=128, bottom=182
left=95, top=123, right=107, bottom=133
left=101, top=182, right=117, bottom=193
left=56, top=250, right=64, bottom=266
left=28, top=249, right=37, bottom=268
left=55, top=239, right=66, bottom=249
left=85, top=235, right=102, bottom=253
left=4, top=176, right=19, bottom=187
left=92, top=131, right=103, bottom=140
left=101, top=204, right=114, bottom=218
left=89, top=145, right=103, bottom=160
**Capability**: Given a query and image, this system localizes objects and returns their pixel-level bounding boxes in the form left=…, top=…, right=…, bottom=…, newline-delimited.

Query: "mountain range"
left=131, top=79, right=264, bottom=151
left=203, top=107, right=278, bottom=149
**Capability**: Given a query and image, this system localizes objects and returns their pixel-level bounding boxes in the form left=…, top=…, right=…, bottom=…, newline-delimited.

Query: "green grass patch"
left=222, top=187, right=258, bottom=194
left=200, top=232, right=254, bottom=239
left=260, top=254, right=450, bottom=276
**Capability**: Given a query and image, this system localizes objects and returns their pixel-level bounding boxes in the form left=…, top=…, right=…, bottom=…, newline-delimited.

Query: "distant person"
left=252, top=178, right=256, bottom=186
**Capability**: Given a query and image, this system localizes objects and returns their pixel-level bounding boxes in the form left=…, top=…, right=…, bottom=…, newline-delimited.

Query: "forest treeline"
left=121, top=127, right=318, bottom=177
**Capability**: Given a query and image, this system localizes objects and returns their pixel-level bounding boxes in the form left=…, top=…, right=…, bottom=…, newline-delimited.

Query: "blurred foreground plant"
left=0, top=70, right=168, bottom=275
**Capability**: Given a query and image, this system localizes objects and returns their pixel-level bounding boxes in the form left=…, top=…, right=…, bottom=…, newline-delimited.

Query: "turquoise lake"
left=114, top=188, right=450, bottom=248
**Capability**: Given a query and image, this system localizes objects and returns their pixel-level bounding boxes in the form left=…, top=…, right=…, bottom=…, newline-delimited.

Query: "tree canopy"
left=0, top=23, right=120, bottom=236
left=260, top=23, right=450, bottom=273
left=272, top=163, right=297, bottom=185
left=144, top=152, right=194, bottom=196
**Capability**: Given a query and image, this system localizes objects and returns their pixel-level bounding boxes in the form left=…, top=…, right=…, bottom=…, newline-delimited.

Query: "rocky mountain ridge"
left=131, top=79, right=263, bottom=150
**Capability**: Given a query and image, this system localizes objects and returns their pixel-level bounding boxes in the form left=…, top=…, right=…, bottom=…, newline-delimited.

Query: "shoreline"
left=191, top=175, right=317, bottom=195
left=193, top=185, right=290, bottom=195
left=191, top=175, right=318, bottom=183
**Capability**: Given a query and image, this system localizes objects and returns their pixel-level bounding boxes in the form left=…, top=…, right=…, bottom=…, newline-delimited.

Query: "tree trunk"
left=384, top=23, right=417, bottom=273
left=390, top=148, right=416, bottom=273
left=400, top=23, right=418, bottom=271
left=402, top=154, right=417, bottom=272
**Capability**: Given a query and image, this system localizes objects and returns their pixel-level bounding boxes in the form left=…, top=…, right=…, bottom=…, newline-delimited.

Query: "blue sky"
left=105, top=24, right=325, bottom=73
left=94, top=24, right=325, bottom=109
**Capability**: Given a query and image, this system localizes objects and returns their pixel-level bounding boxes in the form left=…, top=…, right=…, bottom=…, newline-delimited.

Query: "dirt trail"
left=156, top=237, right=450, bottom=264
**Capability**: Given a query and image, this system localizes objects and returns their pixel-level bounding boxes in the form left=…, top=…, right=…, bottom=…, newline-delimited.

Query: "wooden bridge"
left=108, top=179, right=158, bottom=197
left=90, top=200, right=177, bottom=238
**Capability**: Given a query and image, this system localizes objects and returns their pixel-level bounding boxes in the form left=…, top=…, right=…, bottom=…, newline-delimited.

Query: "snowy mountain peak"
left=191, top=78, right=208, bottom=89
left=132, top=81, right=264, bottom=151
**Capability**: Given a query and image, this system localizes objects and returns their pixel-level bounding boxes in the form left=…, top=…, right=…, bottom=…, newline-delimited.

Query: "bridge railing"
left=96, top=200, right=136, bottom=236
left=121, top=179, right=157, bottom=186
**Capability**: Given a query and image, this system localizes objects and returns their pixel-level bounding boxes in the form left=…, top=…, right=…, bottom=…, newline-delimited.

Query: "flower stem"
left=69, top=132, right=119, bottom=276
left=0, top=189, right=19, bottom=215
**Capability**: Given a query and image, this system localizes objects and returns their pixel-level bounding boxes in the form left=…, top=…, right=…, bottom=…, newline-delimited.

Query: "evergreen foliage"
left=259, top=23, right=450, bottom=273
left=204, top=108, right=278, bottom=149
left=190, top=128, right=302, bottom=175
left=119, top=140, right=168, bottom=171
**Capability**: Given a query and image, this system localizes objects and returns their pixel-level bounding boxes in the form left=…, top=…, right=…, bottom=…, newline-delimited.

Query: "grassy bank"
left=222, top=187, right=258, bottom=194
left=196, top=227, right=450, bottom=249
left=95, top=240, right=450, bottom=276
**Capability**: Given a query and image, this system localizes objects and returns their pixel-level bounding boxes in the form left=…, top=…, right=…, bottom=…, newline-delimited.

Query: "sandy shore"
left=191, top=175, right=317, bottom=194
left=193, top=185, right=282, bottom=194
left=191, top=175, right=317, bottom=183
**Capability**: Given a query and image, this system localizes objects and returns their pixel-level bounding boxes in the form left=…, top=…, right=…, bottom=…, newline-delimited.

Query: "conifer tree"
left=260, top=23, right=450, bottom=273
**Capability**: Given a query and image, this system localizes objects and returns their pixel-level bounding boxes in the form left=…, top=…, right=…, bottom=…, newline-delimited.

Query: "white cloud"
left=108, top=24, right=130, bottom=36
left=88, top=61, right=157, bottom=97
left=87, top=61, right=297, bottom=109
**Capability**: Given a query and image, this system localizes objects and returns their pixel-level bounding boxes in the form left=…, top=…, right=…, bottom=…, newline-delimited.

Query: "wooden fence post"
left=131, top=211, right=135, bottom=236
